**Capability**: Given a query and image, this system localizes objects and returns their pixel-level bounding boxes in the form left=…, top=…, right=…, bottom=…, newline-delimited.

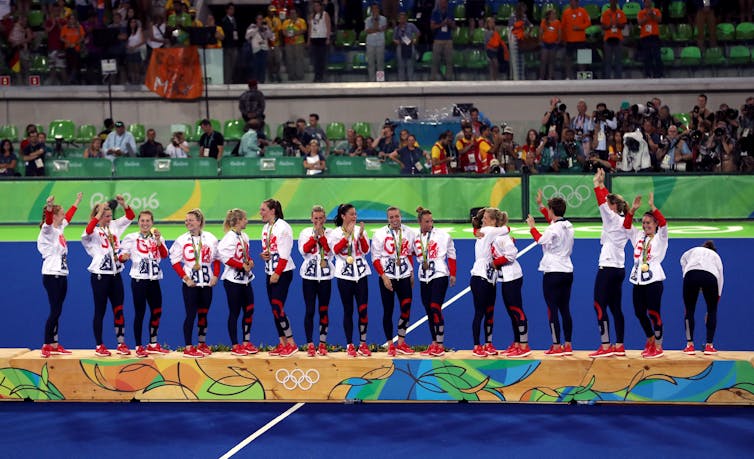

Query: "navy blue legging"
left=683, top=270, right=719, bottom=343
left=337, top=277, right=369, bottom=345
left=182, top=284, right=213, bottom=346
left=224, top=280, right=254, bottom=345
left=303, top=278, right=331, bottom=344
left=91, top=273, right=125, bottom=346
left=633, top=281, right=664, bottom=342
left=501, top=277, right=527, bottom=344
left=43, top=274, right=67, bottom=344
left=593, top=266, right=626, bottom=344
left=379, top=276, right=413, bottom=342
left=420, top=277, right=448, bottom=344
left=543, top=272, right=573, bottom=344
left=470, top=276, right=496, bottom=346
left=131, top=278, right=163, bottom=346
left=266, top=271, right=293, bottom=339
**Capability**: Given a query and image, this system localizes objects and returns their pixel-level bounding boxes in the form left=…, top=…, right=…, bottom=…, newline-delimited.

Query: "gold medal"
left=641, top=263, right=649, bottom=272
left=320, top=259, right=327, bottom=268
left=346, top=256, right=354, bottom=264
left=422, top=261, right=429, bottom=271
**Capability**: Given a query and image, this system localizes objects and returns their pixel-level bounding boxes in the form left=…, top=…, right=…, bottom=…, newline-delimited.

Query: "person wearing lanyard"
left=414, top=207, right=456, bottom=357
left=372, top=207, right=417, bottom=356
left=623, top=192, right=668, bottom=359
left=198, top=119, right=225, bottom=159
left=680, top=240, right=724, bottom=355
left=169, top=209, right=221, bottom=358
left=81, top=195, right=135, bottom=357
left=329, top=203, right=372, bottom=357
left=120, top=210, right=170, bottom=358
left=103, top=121, right=137, bottom=159
left=260, top=199, right=298, bottom=357
left=38, top=192, right=82, bottom=358
left=298, top=205, right=333, bottom=357
left=218, top=208, right=257, bottom=357
left=527, top=192, right=575, bottom=357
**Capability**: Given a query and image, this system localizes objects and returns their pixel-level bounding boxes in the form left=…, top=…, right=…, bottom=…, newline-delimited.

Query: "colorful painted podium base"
left=1, top=348, right=753, bottom=404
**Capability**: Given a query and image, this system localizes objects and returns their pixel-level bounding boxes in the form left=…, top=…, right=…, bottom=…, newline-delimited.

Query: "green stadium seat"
left=0, top=124, right=18, bottom=142
left=660, top=47, right=675, bottom=66
left=453, top=4, right=465, bottom=21
left=223, top=119, right=245, bottom=141
left=170, top=123, right=191, bottom=136
left=263, top=123, right=271, bottom=139
left=452, top=51, right=466, bottom=70
left=127, top=123, right=146, bottom=143
left=586, top=25, right=602, bottom=43
left=658, top=24, right=672, bottom=42
left=357, top=29, right=367, bottom=46
left=335, top=29, right=356, bottom=48
left=584, top=3, right=600, bottom=21
left=419, top=51, right=433, bottom=71
left=679, top=46, right=702, bottom=66
left=351, top=122, right=371, bottom=138
left=465, top=49, right=488, bottom=70
left=114, top=157, right=218, bottom=177
left=673, top=113, right=691, bottom=130
left=351, top=52, right=367, bottom=71
left=622, top=2, right=641, bottom=20
left=496, top=4, right=513, bottom=22
left=453, top=27, right=470, bottom=46
left=326, top=122, right=346, bottom=141
left=470, top=27, right=485, bottom=46
left=728, top=45, right=751, bottom=65
left=702, top=47, right=726, bottom=66
left=385, top=28, right=394, bottom=46
left=221, top=156, right=304, bottom=176
left=29, top=54, right=48, bottom=75
left=673, top=23, right=693, bottom=42
left=716, top=23, right=735, bottom=42
left=735, top=22, right=754, bottom=40
left=76, top=124, right=97, bottom=143
left=669, top=0, right=686, bottom=19
left=276, top=123, right=286, bottom=140
left=28, top=9, right=44, bottom=28
left=46, top=158, right=112, bottom=178
left=48, top=120, right=76, bottom=142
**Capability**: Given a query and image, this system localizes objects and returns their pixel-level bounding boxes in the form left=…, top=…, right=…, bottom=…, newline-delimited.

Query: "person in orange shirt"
left=60, top=14, right=85, bottom=84
left=601, top=0, right=627, bottom=79
left=539, top=8, right=561, bottom=80
left=484, top=16, right=509, bottom=80
left=560, top=0, right=590, bottom=79
left=474, top=124, right=494, bottom=174
left=431, top=131, right=453, bottom=175
left=637, top=0, right=663, bottom=78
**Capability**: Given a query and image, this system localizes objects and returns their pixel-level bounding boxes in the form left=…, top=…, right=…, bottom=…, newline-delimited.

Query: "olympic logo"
left=541, top=184, right=592, bottom=208
left=275, top=368, right=320, bottom=391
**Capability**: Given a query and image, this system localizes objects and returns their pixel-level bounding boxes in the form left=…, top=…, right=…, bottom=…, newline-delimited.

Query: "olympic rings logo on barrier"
left=275, top=368, right=320, bottom=391
left=541, top=184, right=592, bottom=208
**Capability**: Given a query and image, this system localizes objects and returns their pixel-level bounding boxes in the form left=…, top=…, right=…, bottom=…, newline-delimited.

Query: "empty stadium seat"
left=127, top=123, right=146, bottom=143
left=223, top=119, right=245, bottom=141
left=351, top=122, right=371, bottom=138
left=48, top=120, right=76, bottom=142
left=0, top=125, right=18, bottom=142
left=76, top=124, right=97, bottom=143
left=326, top=122, right=346, bottom=141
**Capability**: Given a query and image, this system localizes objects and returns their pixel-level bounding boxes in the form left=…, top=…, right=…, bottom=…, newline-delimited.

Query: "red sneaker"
left=612, top=344, right=626, bottom=356
left=135, top=346, right=149, bottom=358
left=346, top=343, right=357, bottom=357
left=500, top=343, right=517, bottom=356
left=268, top=343, right=284, bottom=356
left=307, top=343, right=316, bottom=357
left=386, top=343, right=397, bottom=357
left=116, top=343, right=131, bottom=355
left=396, top=342, right=415, bottom=355
left=197, top=343, right=212, bottom=356
left=357, top=342, right=372, bottom=357
left=50, top=344, right=72, bottom=355
left=508, top=344, right=532, bottom=358
left=589, top=346, right=614, bottom=358
left=317, top=343, right=328, bottom=356
left=483, top=343, right=498, bottom=356
left=230, top=344, right=248, bottom=356
left=431, top=344, right=446, bottom=357
left=683, top=344, right=696, bottom=355
left=183, top=345, right=204, bottom=358
left=643, top=345, right=664, bottom=359
left=243, top=342, right=259, bottom=355
left=472, top=344, right=487, bottom=357
left=95, top=344, right=111, bottom=357
left=420, top=344, right=435, bottom=356
left=642, top=339, right=654, bottom=356
left=146, top=343, right=170, bottom=354
left=544, top=345, right=564, bottom=356
left=562, top=343, right=573, bottom=356
left=703, top=344, right=718, bottom=355
left=41, top=344, right=52, bottom=358
left=279, top=343, right=299, bottom=357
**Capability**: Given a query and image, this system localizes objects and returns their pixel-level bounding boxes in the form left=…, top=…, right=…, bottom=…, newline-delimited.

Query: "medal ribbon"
left=191, top=233, right=203, bottom=269
left=641, top=234, right=654, bottom=265
left=390, top=227, right=402, bottom=262
left=265, top=219, right=276, bottom=253
left=343, top=226, right=353, bottom=258
left=420, top=230, right=431, bottom=266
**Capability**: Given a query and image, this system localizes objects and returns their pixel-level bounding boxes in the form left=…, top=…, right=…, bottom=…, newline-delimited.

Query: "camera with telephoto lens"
left=631, top=102, right=656, bottom=118
left=595, top=108, right=615, bottom=121
left=489, top=158, right=502, bottom=174
left=716, top=108, right=739, bottom=122
left=714, top=127, right=726, bottom=137
left=686, top=129, right=705, bottom=146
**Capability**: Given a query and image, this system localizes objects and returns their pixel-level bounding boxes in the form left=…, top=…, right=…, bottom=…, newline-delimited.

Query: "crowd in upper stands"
left=2, top=91, right=753, bottom=177
left=2, top=0, right=754, bottom=85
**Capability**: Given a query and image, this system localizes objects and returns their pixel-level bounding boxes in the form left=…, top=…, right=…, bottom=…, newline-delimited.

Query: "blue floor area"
left=2, top=402, right=753, bottom=458
left=4, top=238, right=754, bottom=351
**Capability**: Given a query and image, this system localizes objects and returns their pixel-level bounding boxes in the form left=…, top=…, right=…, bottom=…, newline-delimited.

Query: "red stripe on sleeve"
left=653, top=209, right=667, bottom=227
left=539, top=206, right=551, bottom=223
left=274, top=258, right=288, bottom=275
left=530, top=227, right=542, bottom=242
left=226, top=259, right=244, bottom=269
left=124, top=206, right=135, bottom=220
left=85, top=217, right=99, bottom=234
left=64, top=205, right=77, bottom=222
left=333, top=238, right=348, bottom=254
left=493, top=256, right=510, bottom=268
left=45, top=209, right=53, bottom=225
left=302, top=237, right=317, bottom=253
left=172, top=262, right=187, bottom=279
left=158, top=244, right=168, bottom=258
left=318, top=235, right=331, bottom=253
left=594, top=187, right=608, bottom=206
left=373, top=259, right=385, bottom=276
left=448, top=258, right=457, bottom=276
left=623, top=212, right=634, bottom=229
left=358, top=234, right=369, bottom=252
left=212, top=260, right=221, bottom=277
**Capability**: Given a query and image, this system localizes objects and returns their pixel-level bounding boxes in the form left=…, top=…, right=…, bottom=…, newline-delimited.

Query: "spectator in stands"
left=20, top=124, right=37, bottom=152
left=239, top=119, right=261, bottom=157
left=641, top=117, right=662, bottom=168
left=536, top=128, right=565, bottom=172
left=542, top=97, right=570, bottom=141
left=332, top=128, right=356, bottom=155
left=430, top=0, right=456, bottom=81
left=397, top=129, right=412, bottom=150
left=364, top=3, right=387, bottom=82
left=246, top=14, right=273, bottom=83
left=220, top=3, right=241, bottom=84
left=391, top=133, right=426, bottom=174
left=8, top=15, right=33, bottom=83
left=146, top=13, right=167, bottom=63
left=303, top=139, right=326, bottom=175
left=637, top=0, right=663, bottom=79
left=290, top=118, right=312, bottom=156
left=571, top=99, right=594, bottom=156
left=466, top=0, right=486, bottom=32
left=349, top=134, right=369, bottom=156
left=521, top=129, right=541, bottom=174
left=84, top=137, right=105, bottom=158
left=0, top=139, right=18, bottom=176
left=167, top=1, right=191, bottom=46
left=81, top=14, right=103, bottom=84
left=373, top=122, right=398, bottom=159
left=468, top=107, right=492, bottom=137
left=656, top=105, right=677, bottom=134
left=138, top=128, right=165, bottom=157
left=37, top=132, right=54, bottom=159
left=166, top=131, right=190, bottom=158
left=484, top=16, right=509, bottom=81
left=657, top=125, right=689, bottom=171
left=619, top=130, right=652, bottom=172
left=307, top=0, right=331, bottom=83
left=607, top=129, right=623, bottom=171
left=264, top=5, right=283, bottom=83
left=561, top=0, right=590, bottom=80
left=305, top=113, right=330, bottom=155
left=456, top=121, right=476, bottom=172
left=99, top=118, right=115, bottom=140
left=708, top=121, right=736, bottom=172
left=508, top=2, right=533, bottom=81
left=125, top=17, right=146, bottom=85
left=601, top=0, right=627, bottom=79
left=45, top=4, right=68, bottom=84
left=499, top=126, right=520, bottom=172
left=22, top=131, right=46, bottom=176
left=716, top=103, right=740, bottom=136
left=394, top=11, right=420, bottom=81
left=475, top=124, right=495, bottom=173
left=690, top=94, right=716, bottom=131
left=694, top=0, right=718, bottom=51
left=430, top=131, right=453, bottom=175
left=198, top=119, right=224, bottom=159
left=539, top=8, right=561, bottom=80
left=205, top=15, right=225, bottom=49
left=282, top=8, right=307, bottom=81
left=104, top=121, right=137, bottom=158
left=239, top=79, right=265, bottom=122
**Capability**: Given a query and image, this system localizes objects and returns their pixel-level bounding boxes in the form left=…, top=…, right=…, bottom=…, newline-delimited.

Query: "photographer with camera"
left=541, top=97, right=570, bottom=141
left=373, top=122, right=398, bottom=160
left=618, top=130, right=652, bottom=172
left=166, top=131, right=190, bottom=158
left=704, top=122, right=735, bottom=172
left=714, top=103, right=740, bottom=137
left=738, top=97, right=754, bottom=172
left=657, top=125, right=691, bottom=171
left=591, top=102, right=617, bottom=168
left=690, top=94, right=715, bottom=131
left=570, top=99, right=594, bottom=157
left=498, top=126, right=520, bottom=173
